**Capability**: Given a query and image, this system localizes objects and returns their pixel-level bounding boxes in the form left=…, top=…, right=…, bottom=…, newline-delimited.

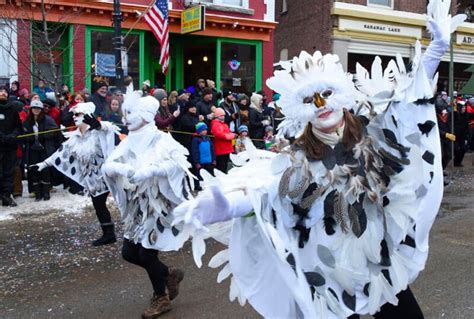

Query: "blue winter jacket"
left=191, top=135, right=216, bottom=165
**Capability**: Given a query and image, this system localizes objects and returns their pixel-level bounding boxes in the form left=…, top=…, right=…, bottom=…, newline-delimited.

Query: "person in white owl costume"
left=102, top=92, right=195, bottom=318
left=172, top=1, right=466, bottom=318
left=31, top=102, right=119, bottom=246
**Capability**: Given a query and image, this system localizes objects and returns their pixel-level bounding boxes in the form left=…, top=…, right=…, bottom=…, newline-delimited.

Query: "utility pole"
left=113, top=0, right=124, bottom=90
left=449, top=33, right=454, bottom=169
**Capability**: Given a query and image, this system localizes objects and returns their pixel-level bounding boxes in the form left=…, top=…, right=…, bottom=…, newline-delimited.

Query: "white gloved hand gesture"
left=129, top=165, right=166, bottom=184
left=426, top=0, right=466, bottom=43
left=30, top=162, right=48, bottom=172
left=173, top=185, right=231, bottom=231
left=102, top=162, right=134, bottom=178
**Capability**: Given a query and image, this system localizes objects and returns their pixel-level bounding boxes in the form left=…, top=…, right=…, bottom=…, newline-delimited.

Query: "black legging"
left=91, top=192, right=113, bottom=225
left=348, top=287, right=423, bottom=319
left=122, top=239, right=169, bottom=296
left=215, top=153, right=230, bottom=173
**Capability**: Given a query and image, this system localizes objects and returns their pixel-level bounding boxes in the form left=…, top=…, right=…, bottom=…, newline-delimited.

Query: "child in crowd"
left=191, top=122, right=216, bottom=191
left=264, top=126, right=277, bottom=152
left=235, top=125, right=249, bottom=153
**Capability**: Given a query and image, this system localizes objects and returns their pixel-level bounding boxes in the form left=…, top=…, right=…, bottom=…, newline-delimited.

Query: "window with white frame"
left=194, top=0, right=249, bottom=9
left=367, top=0, right=393, bottom=8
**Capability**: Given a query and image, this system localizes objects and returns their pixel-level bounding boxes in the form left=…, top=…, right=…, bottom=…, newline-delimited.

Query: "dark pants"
left=348, top=287, right=423, bottom=319
left=122, top=239, right=169, bottom=296
left=453, top=140, right=467, bottom=166
left=194, top=163, right=215, bottom=189
left=0, top=150, right=16, bottom=196
left=216, top=153, right=230, bottom=174
left=91, top=192, right=113, bottom=226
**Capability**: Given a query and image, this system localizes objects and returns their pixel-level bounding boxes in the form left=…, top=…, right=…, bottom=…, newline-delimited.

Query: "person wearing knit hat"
left=155, top=89, right=181, bottom=130
left=210, top=106, right=235, bottom=173
left=142, top=80, right=151, bottom=96
left=235, top=124, right=250, bottom=153
left=91, top=80, right=109, bottom=118
left=191, top=121, right=215, bottom=191
left=102, top=91, right=192, bottom=318
left=153, top=88, right=167, bottom=102
left=238, top=124, right=248, bottom=134
left=31, top=99, right=120, bottom=246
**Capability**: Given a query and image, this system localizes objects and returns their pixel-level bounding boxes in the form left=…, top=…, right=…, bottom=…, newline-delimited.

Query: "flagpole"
left=113, top=0, right=124, bottom=90
left=122, top=0, right=157, bottom=42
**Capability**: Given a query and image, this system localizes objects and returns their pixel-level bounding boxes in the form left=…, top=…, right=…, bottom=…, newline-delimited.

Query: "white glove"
left=172, top=186, right=252, bottom=230
left=129, top=165, right=166, bottom=184
left=261, top=120, right=270, bottom=126
left=102, top=162, right=134, bottom=178
left=30, top=162, right=48, bottom=172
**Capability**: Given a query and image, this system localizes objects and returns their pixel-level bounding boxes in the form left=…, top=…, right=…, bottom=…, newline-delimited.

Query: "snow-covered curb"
left=0, top=186, right=90, bottom=221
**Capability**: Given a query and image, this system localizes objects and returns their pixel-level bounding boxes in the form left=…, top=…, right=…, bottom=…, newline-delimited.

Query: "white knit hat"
left=71, top=102, right=96, bottom=115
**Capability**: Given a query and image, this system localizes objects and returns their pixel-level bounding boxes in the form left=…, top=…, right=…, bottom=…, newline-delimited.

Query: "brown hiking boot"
left=142, top=294, right=171, bottom=319
left=166, top=268, right=184, bottom=300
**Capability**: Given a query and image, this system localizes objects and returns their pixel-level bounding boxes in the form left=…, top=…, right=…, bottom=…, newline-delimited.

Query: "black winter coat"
left=23, top=115, right=58, bottom=164
left=0, top=100, right=22, bottom=151
left=173, top=112, right=199, bottom=151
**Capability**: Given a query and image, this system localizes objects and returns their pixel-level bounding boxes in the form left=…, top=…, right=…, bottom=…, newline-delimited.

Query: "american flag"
left=144, top=0, right=170, bottom=74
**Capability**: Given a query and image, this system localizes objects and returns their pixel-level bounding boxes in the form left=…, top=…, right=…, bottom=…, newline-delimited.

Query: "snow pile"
left=0, top=185, right=90, bottom=221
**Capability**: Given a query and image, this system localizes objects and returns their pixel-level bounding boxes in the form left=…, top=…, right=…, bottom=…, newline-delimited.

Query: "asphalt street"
left=0, top=155, right=473, bottom=319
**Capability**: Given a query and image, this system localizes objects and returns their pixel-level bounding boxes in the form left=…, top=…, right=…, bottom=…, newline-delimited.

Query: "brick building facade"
left=0, top=0, right=276, bottom=96
left=274, top=0, right=474, bottom=93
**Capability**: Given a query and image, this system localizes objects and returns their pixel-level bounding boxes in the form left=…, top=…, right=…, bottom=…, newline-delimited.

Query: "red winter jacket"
left=211, top=119, right=235, bottom=156
left=46, top=107, right=61, bottom=126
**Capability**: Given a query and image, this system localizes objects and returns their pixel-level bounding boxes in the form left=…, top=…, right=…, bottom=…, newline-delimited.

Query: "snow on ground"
left=0, top=182, right=90, bottom=221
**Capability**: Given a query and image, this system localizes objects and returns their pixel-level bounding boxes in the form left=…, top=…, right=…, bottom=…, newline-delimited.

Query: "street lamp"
left=113, top=0, right=124, bottom=90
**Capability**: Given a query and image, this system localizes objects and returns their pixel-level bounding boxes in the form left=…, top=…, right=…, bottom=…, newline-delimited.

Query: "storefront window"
left=90, top=30, right=140, bottom=89
left=367, top=0, right=392, bottom=7
left=220, top=42, right=256, bottom=94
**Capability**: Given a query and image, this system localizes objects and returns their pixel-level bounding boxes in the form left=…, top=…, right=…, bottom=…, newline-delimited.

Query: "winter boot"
left=42, top=183, right=51, bottom=201
left=34, top=184, right=42, bottom=201
left=142, top=294, right=171, bottom=319
left=92, top=224, right=117, bottom=246
left=166, top=268, right=184, bottom=300
left=2, top=194, right=18, bottom=207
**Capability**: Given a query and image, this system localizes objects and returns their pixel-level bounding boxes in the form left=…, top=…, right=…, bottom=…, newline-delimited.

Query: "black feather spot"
left=429, top=171, right=434, bottom=183
left=328, top=288, right=339, bottom=301
left=363, top=283, right=370, bottom=296
left=401, top=235, right=416, bottom=248
left=55, top=157, right=61, bottom=165
left=71, top=167, right=76, bottom=176
left=391, top=115, right=398, bottom=128
left=171, top=226, right=179, bottom=236
left=156, top=218, right=165, bottom=233
left=383, top=196, right=390, bottom=207
left=422, top=151, right=435, bottom=165
left=302, top=182, right=318, bottom=201
left=381, top=269, right=392, bottom=286
left=358, top=115, right=370, bottom=126
left=334, top=143, right=357, bottom=166
left=304, top=272, right=326, bottom=287
left=383, top=129, right=398, bottom=145
left=323, top=190, right=337, bottom=235
left=286, top=253, right=296, bottom=269
left=69, top=156, right=75, bottom=164
left=342, top=290, right=356, bottom=311
left=380, top=239, right=391, bottom=267
left=414, top=97, right=435, bottom=105
left=417, top=120, right=436, bottom=136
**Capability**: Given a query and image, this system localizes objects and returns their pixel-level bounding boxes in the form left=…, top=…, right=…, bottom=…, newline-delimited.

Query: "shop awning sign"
left=181, top=5, right=205, bottom=34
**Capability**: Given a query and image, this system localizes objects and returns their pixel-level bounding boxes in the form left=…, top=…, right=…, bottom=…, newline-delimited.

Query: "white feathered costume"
left=173, top=1, right=466, bottom=318
left=102, top=92, right=194, bottom=251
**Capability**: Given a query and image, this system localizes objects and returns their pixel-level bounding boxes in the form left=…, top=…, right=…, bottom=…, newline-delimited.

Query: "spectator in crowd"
left=453, top=101, right=470, bottom=167
left=210, top=108, right=235, bottom=173
left=206, top=79, right=219, bottom=106
left=61, top=84, right=72, bottom=102
left=436, top=105, right=455, bottom=183
left=264, top=126, right=277, bottom=152
left=219, top=88, right=239, bottom=132
left=9, top=81, right=19, bottom=100
left=173, top=100, right=199, bottom=153
left=249, top=92, right=270, bottom=149
left=103, top=98, right=123, bottom=126
left=10, top=100, right=26, bottom=198
left=191, top=122, right=215, bottom=191
left=113, top=90, right=124, bottom=104
left=177, top=89, right=190, bottom=109
left=0, top=86, right=22, bottom=206
left=82, top=88, right=91, bottom=101
left=23, top=100, right=58, bottom=201
left=33, top=79, right=53, bottom=101
left=237, top=94, right=250, bottom=127
left=197, top=88, right=215, bottom=124
left=194, top=78, right=206, bottom=101
left=142, top=80, right=151, bottom=96
left=18, top=88, right=30, bottom=106
left=61, top=92, right=86, bottom=128
left=43, top=98, right=61, bottom=126
left=90, top=81, right=108, bottom=119
left=270, top=93, right=285, bottom=132
left=235, top=124, right=249, bottom=153
left=154, top=89, right=180, bottom=130
left=467, top=97, right=474, bottom=150
left=167, top=90, right=179, bottom=113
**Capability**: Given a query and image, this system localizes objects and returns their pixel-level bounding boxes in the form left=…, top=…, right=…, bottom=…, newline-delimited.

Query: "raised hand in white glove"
left=173, top=186, right=252, bottom=231
left=426, top=0, right=466, bottom=42
left=102, top=162, right=134, bottom=178
left=129, top=165, right=166, bottom=184
left=29, top=162, right=48, bottom=172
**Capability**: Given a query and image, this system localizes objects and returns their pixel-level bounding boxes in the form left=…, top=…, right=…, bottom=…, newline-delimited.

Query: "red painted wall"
left=72, top=25, right=86, bottom=92
left=262, top=32, right=274, bottom=99
left=17, top=20, right=31, bottom=91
